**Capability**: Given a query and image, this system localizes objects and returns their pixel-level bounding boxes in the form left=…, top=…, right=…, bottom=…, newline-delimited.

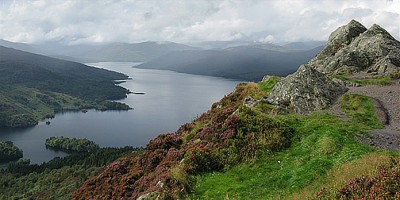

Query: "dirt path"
left=331, top=80, right=400, bottom=151
left=347, top=81, right=400, bottom=130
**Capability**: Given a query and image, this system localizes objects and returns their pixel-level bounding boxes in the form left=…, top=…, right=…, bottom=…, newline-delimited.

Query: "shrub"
left=183, top=146, right=222, bottom=174
left=146, top=133, right=182, bottom=150
left=337, top=159, right=400, bottom=199
left=218, top=106, right=292, bottom=167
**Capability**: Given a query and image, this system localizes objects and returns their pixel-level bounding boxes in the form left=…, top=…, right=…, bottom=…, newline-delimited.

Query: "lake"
left=0, top=62, right=240, bottom=165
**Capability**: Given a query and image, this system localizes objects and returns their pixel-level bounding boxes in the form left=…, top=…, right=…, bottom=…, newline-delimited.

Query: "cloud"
left=0, top=0, right=399, bottom=44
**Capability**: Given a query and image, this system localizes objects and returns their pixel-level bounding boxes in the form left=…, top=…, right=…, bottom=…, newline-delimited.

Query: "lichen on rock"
left=266, top=65, right=348, bottom=114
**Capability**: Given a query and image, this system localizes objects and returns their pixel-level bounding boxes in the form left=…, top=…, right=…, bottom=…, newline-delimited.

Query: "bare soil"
left=331, top=80, right=400, bottom=151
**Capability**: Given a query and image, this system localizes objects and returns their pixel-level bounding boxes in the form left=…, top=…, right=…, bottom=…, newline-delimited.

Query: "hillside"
left=70, top=20, right=400, bottom=199
left=137, top=46, right=323, bottom=81
left=0, top=20, right=398, bottom=199
left=0, top=46, right=130, bottom=127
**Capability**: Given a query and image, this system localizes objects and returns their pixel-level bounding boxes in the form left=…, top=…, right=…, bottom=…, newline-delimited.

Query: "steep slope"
left=137, top=46, right=323, bottom=81
left=0, top=46, right=130, bottom=127
left=267, top=20, right=400, bottom=114
left=72, top=81, right=293, bottom=199
left=71, top=20, right=400, bottom=199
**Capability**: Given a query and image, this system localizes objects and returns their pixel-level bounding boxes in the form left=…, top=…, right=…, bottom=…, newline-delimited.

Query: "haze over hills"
left=1, top=39, right=325, bottom=81
left=137, top=45, right=324, bottom=81
left=0, top=40, right=199, bottom=63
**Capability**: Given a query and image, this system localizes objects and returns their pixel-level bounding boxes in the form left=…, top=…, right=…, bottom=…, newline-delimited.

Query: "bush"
left=217, top=106, right=292, bottom=167
left=338, top=158, right=400, bottom=199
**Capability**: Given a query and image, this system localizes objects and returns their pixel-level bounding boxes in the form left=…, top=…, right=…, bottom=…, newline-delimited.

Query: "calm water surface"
left=0, top=62, right=240, bottom=165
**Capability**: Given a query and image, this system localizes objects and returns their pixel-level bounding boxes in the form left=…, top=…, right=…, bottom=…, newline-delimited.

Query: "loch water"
left=0, top=62, right=240, bottom=165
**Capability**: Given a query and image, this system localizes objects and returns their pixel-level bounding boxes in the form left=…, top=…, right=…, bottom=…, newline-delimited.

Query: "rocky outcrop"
left=267, top=20, right=400, bottom=114
left=267, top=65, right=348, bottom=114
left=309, top=20, right=400, bottom=75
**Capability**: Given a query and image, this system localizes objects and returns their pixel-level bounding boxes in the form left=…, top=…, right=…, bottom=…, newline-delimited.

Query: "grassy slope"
left=6, top=76, right=396, bottom=199
left=190, top=80, right=397, bottom=199
left=334, top=71, right=400, bottom=86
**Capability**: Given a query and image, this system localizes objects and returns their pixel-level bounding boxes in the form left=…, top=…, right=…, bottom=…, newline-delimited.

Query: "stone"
left=265, top=20, right=400, bottom=115
left=307, top=20, right=400, bottom=74
left=261, top=75, right=275, bottom=82
left=243, top=96, right=258, bottom=107
left=137, top=191, right=159, bottom=200
left=267, top=65, right=348, bottom=114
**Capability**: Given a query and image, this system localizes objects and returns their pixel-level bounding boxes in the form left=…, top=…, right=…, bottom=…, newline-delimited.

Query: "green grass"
left=334, top=75, right=392, bottom=86
left=258, top=76, right=281, bottom=92
left=340, top=94, right=384, bottom=129
left=190, top=112, right=374, bottom=199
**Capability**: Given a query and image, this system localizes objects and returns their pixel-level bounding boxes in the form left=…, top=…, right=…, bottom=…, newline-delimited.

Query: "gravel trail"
left=331, top=80, right=400, bottom=151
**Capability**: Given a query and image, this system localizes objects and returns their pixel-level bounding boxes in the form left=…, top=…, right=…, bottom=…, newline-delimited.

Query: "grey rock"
left=308, top=21, right=400, bottom=75
left=243, top=96, right=258, bottom=107
left=137, top=191, right=159, bottom=200
left=261, top=75, right=275, bottom=82
left=265, top=20, right=399, bottom=115
left=267, top=65, right=348, bottom=114
left=332, top=78, right=361, bottom=87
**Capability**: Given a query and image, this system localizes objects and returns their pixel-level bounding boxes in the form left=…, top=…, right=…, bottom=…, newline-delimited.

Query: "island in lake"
left=45, top=136, right=100, bottom=153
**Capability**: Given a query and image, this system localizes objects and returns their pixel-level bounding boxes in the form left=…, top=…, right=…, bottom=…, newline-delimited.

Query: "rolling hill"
left=0, top=46, right=130, bottom=127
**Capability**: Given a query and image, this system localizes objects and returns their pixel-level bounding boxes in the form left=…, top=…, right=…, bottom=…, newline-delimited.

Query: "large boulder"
left=266, top=65, right=348, bottom=114
left=308, top=20, right=400, bottom=75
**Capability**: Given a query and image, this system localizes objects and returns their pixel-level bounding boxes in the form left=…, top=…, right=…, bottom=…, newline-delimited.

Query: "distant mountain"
left=0, top=39, right=199, bottom=63
left=137, top=45, right=323, bottom=81
left=0, top=39, right=40, bottom=54
left=0, top=46, right=130, bottom=127
left=283, top=41, right=327, bottom=50
left=32, top=41, right=198, bottom=63
left=188, top=40, right=326, bottom=51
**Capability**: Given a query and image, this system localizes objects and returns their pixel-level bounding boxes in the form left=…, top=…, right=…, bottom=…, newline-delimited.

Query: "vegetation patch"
left=316, top=155, right=400, bottom=199
left=190, top=112, right=374, bottom=199
left=0, top=141, right=23, bottom=161
left=340, top=94, right=383, bottom=129
left=334, top=74, right=392, bottom=86
left=0, top=85, right=130, bottom=128
left=258, top=76, right=281, bottom=92
left=45, top=136, right=100, bottom=153
left=0, top=146, right=137, bottom=199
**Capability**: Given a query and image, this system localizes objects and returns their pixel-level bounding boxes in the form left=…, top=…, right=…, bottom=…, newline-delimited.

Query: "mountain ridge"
left=137, top=46, right=323, bottom=81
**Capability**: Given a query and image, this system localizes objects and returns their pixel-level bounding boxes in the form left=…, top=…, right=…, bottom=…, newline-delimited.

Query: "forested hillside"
left=0, top=46, right=130, bottom=127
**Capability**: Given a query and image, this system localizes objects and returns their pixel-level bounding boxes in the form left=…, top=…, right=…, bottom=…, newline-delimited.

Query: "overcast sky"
left=1, top=0, right=399, bottom=45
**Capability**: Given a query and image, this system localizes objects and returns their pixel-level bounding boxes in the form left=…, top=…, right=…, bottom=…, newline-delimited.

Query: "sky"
left=0, top=0, right=399, bottom=45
